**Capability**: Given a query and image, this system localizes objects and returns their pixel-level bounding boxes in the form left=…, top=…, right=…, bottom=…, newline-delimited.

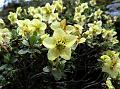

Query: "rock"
left=106, top=2, right=120, bottom=19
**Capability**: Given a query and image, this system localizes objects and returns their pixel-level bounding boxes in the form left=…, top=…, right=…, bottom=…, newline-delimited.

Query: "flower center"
left=56, top=40, right=66, bottom=50
left=46, top=8, right=52, bottom=14
left=110, top=59, right=117, bottom=70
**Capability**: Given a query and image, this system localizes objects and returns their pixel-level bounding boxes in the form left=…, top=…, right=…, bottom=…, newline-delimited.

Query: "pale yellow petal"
left=53, top=28, right=66, bottom=39
left=66, top=25, right=75, bottom=34
left=48, top=48, right=60, bottom=61
left=65, top=35, right=77, bottom=47
left=60, top=47, right=71, bottom=60
left=50, top=21, right=61, bottom=31
left=43, top=37, right=56, bottom=49
left=41, top=22, right=47, bottom=30
left=79, top=37, right=86, bottom=43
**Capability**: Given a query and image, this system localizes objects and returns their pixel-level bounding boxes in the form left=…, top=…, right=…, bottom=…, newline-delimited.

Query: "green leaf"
left=18, top=49, right=30, bottom=54
left=22, top=40, right=29, bottom=46
left=43, top=66, right=50, bottom=73
left=0, top=64, right=8, bottom=71
left=3, top=54, right=15, bottom=63
left=29, top=35, right=37, bottom=46
left=0, top=75, right=9, bottom=86
left=52, top=68, right=64, bottom=81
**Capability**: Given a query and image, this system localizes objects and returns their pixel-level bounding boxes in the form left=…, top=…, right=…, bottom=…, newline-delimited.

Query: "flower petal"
left=79, top=37, right=86, bottom=43
left=65, top=34, right=77, bottom=48
left=66, top=25, right=75, bottom=34
left=53, top=28, right=66, bottom=39
left=48, top=48, right=60, bottom=61
left=41, top=22, right=47, bottom=30
left=60, top=47, right=71, bottom=60
left=50, top=20, right=61, bottom=31
left=43, top=37, right=56, bottom=49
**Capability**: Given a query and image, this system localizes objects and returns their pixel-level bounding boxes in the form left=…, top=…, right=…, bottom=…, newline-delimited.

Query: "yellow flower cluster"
left=0, top=19, right=11, bottom=45
left=83, top=21, right=102, bottom=38
left=100, top=50, right=120, bottom=78
left=17, top=19, right=46, bottom=38
left=102, top=29, right=118, bottom=45
left=6, top=0, right=82, bottom=61
left=74, top=3, right=88, bottom=25
left=6, top=0, right=119, bottom=64
left=4, top=0, right=120, bottom=88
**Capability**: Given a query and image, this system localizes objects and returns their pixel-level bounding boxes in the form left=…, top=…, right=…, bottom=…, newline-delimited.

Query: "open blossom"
left=8, top=12, right=17, bottom=24
left=74, top=13, right=86, bottom=25
left=88, top=21, right=102, bottom=35
left=53, top=0, right=64, bottom=12
left=89, top=0, right=97, bottom=6
left=83, top=21, right=102, bottom=38
left=31, top=19, right=46, bottom=36
left=28, top=7, right=39, bottom=16
left=16, top=7, right=22, bottom=16
left=50, top=19, right=75, bottom=34
left=75, top=3, right=88, bottom=14
left=51, top=20, right=86, bottom=44
left=28, top=7, right=42, bottom=20
left=0, top=28, right=11, bottom=44
left=17, top=19, right=34, bottom=38
left=94, top=9, right=103, bottom=19
left=43, top=29, right=77, bottom=61
left=100, top=51, right=120, bottom=78
left=102, top=29, right=119, bottom=44
left=41, top=3, right=59, bottom=23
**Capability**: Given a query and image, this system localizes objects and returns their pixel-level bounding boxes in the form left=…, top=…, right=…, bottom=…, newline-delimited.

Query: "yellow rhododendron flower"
left=73, top=24, right=86, bottom=44
left=106, top=77, right=115, bottom=89
left=53, top=0, right=64, bottom=12
left=75, top=3, right=88, bottom=14
left=102, top=29, right=117, bottom=39
left=102, top=29, right=119, bottom=44
left=31, top=19, right=47, bottom=35
left=43, top=29, right=77, bottom=61
left=8, top=12, right=17, bottom=24
left=28, top=7, right=39, bottom=16
left=41, top=3, right=59, bottom=23
left=50, top=19, right=75, bottom=34
left=17, top=19, right=34, bottom=38
left=28, top=7, right=42, bottom=20
left=16, top=7, right=22, bottom=16
left=80, top=3, right=88, bottom=10
left=88, top=21, right=102, bottom=35
left=74, top=24, right=83, bottom=35
left=94, top=9, right=103, bottom=19
left=101, top=55, right=111, bottom=61
left=89, top=0, right=96, bottom=6
left=0, top=28, right=11, bottom=44
left=83, top=21, right=102, bottom=39
left=74, top=13, right=86, bottom=25
left=74, top=3, right=88, bottom=25
left=51, top=20, right=86, bottom=44
left=101, top=51, right=120, bottom=78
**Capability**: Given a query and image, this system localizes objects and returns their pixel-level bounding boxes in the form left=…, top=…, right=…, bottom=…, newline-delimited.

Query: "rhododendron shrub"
left=0, top=0, right=120, bottom=89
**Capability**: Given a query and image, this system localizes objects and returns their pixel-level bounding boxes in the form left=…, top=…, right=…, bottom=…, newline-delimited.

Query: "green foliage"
left=0, top=0, right=120, bottom=89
